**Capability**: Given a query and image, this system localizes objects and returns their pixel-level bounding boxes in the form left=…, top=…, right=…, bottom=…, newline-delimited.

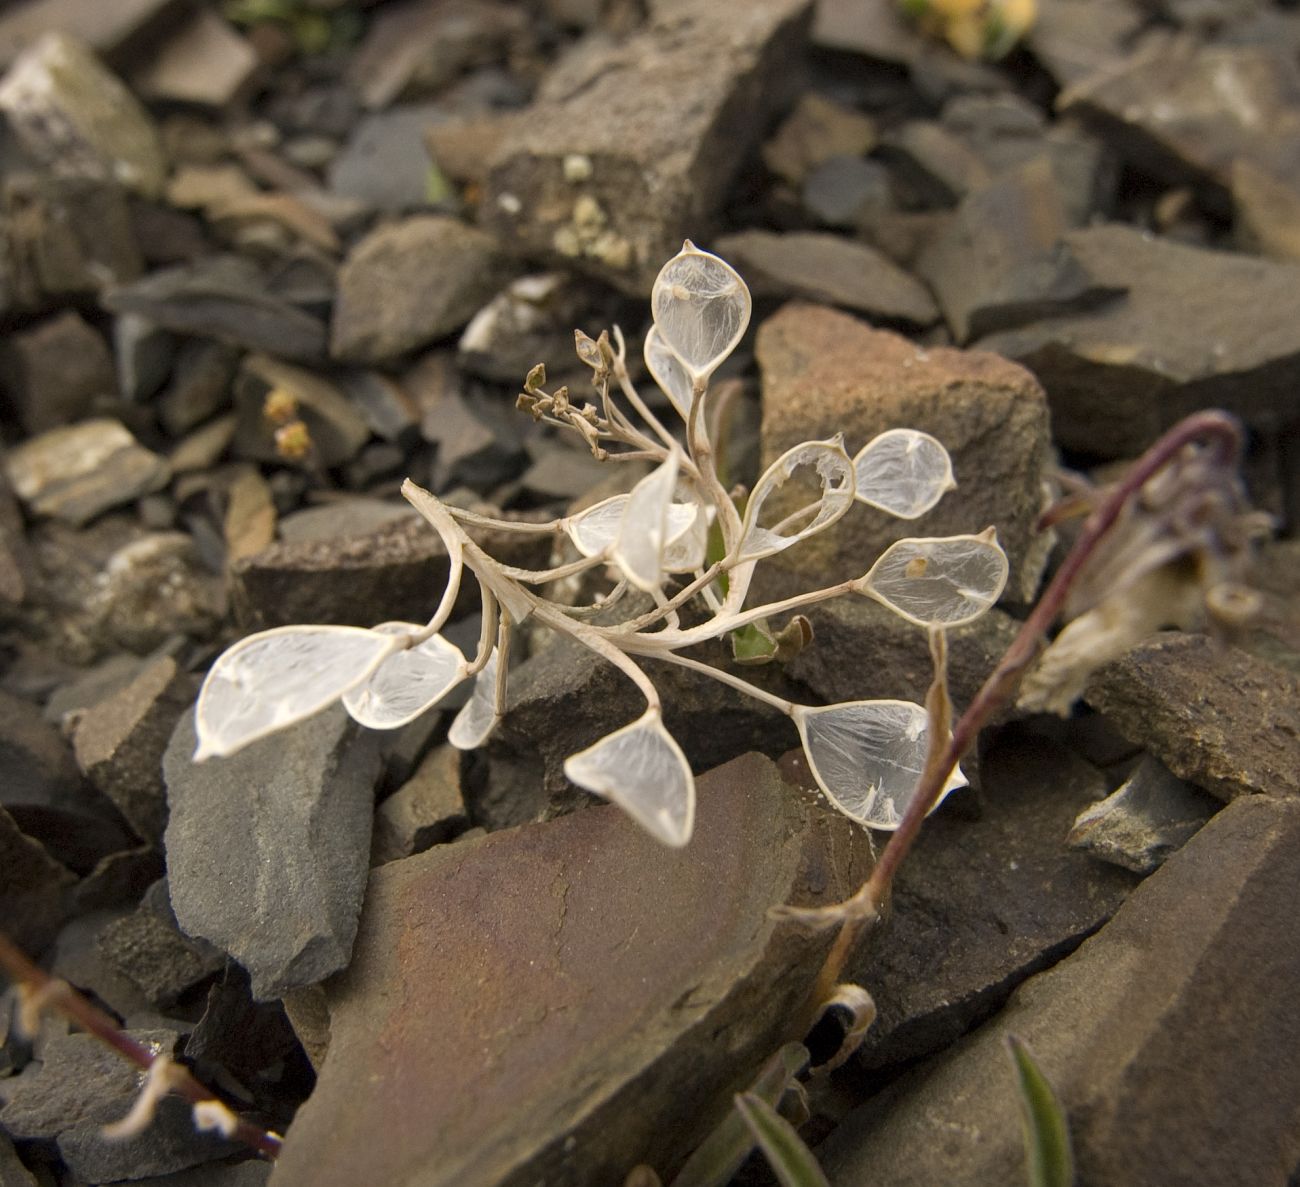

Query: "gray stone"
left=125, top=1161, right=273, bottom=1187
left=788, top=596, right=1020, bottom=721
left=0, top=32, right=167, bottom=199
left=0, top=310, right=115, bottom=435
left=104, top=256, right=328, bottom=363
left=0, top=0, right=184, bottom=69
left=480, top=0, right=811, bottom=292
left=1231, top=157, right=1300, bottom=263
left=1060, top=41, right=1300, bottom=212
left=846, top=729, right=1138, bottom=1073
left=716, top=229, right=939, bottom=327
left=327, top=103, right=446, bottom=212
left=917, top=158, right=1120, bottom=342
left=97, top=894, right=226, bottom=1008
left=0, top=685, right=133, bottom=875
left=1068, top=753, right=1219, bottom=874
left=0, top=465, right=34, bottom=605
left=0, top=1029, right=236, bottom=1181
left=234, top=354, right=370, bottom=469
left=811, top=0, right=927, bottom=63
left=157, top=341, right=240, bottom=438
left=763, top=93, right=877, bottom=186
left=335, top=369, right=420, bottom=443
left=371, top=744, right=469, bottom=865
left=886, top=119, right=990, bottom=206
left=115, top=313, right=177, bottom=404
left=170, top=415, right=238, bottom=476
left=818, top=795, right=1300, bottom=1187
left=331, top=216, right=510, bottom=362
left=270, top=751, right=870, bottom=1187
left=72, top=655, right=197, bottom=844
left=422, top=386, right=527, bottom=491
left=0, top=805, right=75, bottom=953
left=1024, top=0, right=1146, bottom=86
left=5, top=419, right=169, bottom=526
left=755, top=302, right=1052, bottom=603
left=1085, top=632, right=1300, bottom=803
left=163, top=705, right=382, bottom=1000
left=130, top=7, right=258, bottom=107
left=801, top=155, right=894, bottom=227
left=979, top=223, right=1300, bottom=456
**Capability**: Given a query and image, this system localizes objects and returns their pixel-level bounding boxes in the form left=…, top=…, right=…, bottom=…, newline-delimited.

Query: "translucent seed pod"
left=650, top=241, right=751, bottom=384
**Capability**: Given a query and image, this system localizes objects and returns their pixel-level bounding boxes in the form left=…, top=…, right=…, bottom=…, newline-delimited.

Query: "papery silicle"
left=738, top=437, right=856, bottom=562
left=342, top=623, right=468, bottom=730
left=853, top=429, right=955, bottom=519
left=858, top=532, right=1008, bottom=628
left=651, top=241, right=751, bottom=382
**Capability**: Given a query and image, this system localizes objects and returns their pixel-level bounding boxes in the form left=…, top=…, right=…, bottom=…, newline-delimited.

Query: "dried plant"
left=192, top=242, right=1010, bottom=846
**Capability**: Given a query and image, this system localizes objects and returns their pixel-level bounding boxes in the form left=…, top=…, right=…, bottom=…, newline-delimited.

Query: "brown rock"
left=371, top=744, right=468, bottom=865
left=0, top=0, right=185, bottom=70
left=1084, top=632, right=1300, bottom=803
left=271, top=751, right=870, bottom=1187
left=756, top=302, right=1052, bottom=602
left=762, top=92, right=877, bottom=186
left=819, top=794, right=1300, bottom=1187
left=481, top=0, right=811, bottom=292
left=0, top=311, right=116, bottom=435
left=129, top=7, right=258, bottom=108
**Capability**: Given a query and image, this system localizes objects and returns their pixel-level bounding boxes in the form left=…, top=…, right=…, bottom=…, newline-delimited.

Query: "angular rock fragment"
left=104, top=256, right=328, bottom=362
left=0, top=467, right=35, bottom=605
left=1231, top=157, right=1300, bottom=262
left=5, top=419, right=169, bottom=526
left=0, top=32, right=167, bottom=199
left=756, top=302, right=1052, bottom=602
left=1023, top=0, right=1145, bottom=86
left=130, top=7, right=257, bottom=108
left=328, top=103, right=447, bottom=213
left=716, top=229, right=938, bottom=327
left=481, top=0, right=811, bottom=292
left=979, top=223, right=1300, bottom=454
left=0, top=311, right=116, bottom=435
left=0, top=1029, right=236, bottom=1181
left=846, top=729, right=1138, bottom=1072
left=801, top=154, right=894, bottom=228
left=371, top=744, right=469, bottom=865
left=0, top=1132, right=37, bottom=1187
left=818, top=795, right=1300, bottom=1187
left=72, top=655, right=197, bottom=845
left=1068, top=754, right=1218, bottom=874
left=1085, top=632, right=1300, bottom=803
left=163, top=706, right=382, bottom=1000
left=763, top=92, right=877, bottom=186
left=0, top=806, right=75, bottom=953
left=271, top=751, right=870, bottom=1187
left=1059, top=41, right=1300, bottom=211
left=331, top=216, right=510, bottom=363
left=917, top=158, right=1120, bottom=342
left=0, top=0, right=185, bottom=70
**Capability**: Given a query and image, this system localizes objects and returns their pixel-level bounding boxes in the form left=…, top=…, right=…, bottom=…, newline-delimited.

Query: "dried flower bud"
left=274, top=420, right=312, bottom=461
left=262, top=386, right=298, bottom=425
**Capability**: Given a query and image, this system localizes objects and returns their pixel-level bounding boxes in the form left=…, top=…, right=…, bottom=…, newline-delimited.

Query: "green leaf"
left=1007, top=1035, right=1074, bottom=1187
left=734, top=1093, right=831, bottom=1187
left=731, top=620, right=778, bottom=664
left=671, top=1045, right=808, bottom=1187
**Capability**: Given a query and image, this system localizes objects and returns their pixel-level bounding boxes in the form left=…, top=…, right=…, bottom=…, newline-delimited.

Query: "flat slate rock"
left=756, top=301, right=1052, bottom=603
left=818, top=795, right=1300, bottom=1187
left=1085, top=631, right=1300, bottom=803
left=0, top=0, right=184, bottom=69
left=0, top=805, right=75, bottom=953
left=979, top=222, right=1300, bottom=455
left=846, top=728, right=1139, bottom=1073
left=163, top=705, right=382, bottom=1000
left=0, top=1029, right=237, bottom=1182
left=716, top=229, right=938, bottom=326
left=481, top=0, right=811, bottom=292
left=270, top=751, right=870, bottom=1187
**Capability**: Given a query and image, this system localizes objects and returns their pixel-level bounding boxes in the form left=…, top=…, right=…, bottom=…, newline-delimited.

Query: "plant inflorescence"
left=191, top=242, right=1012, bottom=846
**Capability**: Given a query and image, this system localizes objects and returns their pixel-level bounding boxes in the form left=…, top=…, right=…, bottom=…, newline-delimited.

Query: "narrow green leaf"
left=1007, top=1035, right=1074, bottom=1187
left=670, top=1044, right=808, bottom=1187
left=734, top=1093, right=831, bottom=1187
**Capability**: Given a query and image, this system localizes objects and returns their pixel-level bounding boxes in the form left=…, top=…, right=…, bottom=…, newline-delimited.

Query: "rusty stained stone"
left=271, top=751, right=871, bottom=1187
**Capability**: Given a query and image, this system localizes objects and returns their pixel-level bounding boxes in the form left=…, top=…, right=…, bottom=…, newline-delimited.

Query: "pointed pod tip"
left=681, top=238, right=697, bottom=252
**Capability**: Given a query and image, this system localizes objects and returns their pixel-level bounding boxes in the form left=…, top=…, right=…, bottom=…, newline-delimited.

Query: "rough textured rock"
left=715, top=229, right=938, bottom=327
left=979, top=223, right=1300, bottom=455
left=481, top=0, right=811, bottom=292
left=330, top=216, right=510, bottom=363
left=846, top=728, right=1138, bottom=1073
left=371, top=744, right=469, bottom=866
left=104, top=256, right=328, bottom=362
left=163, top=706, right=382, bottom=1000
left=917, top=158, right=1120, bottom=342
left=5, top=419, right=170, bottom=526
left=270, top=751, right=870, bottom=1187
left=72, top=655, right=198, bottom=844
left=1059, top=41, right=1300, bottom=211
left=756, top=301, right=1052, bottom=602
left=1084, top=632, right=1300, bottom=803
left=0, top=1029, right=236, bottom=1181
left=1068, top=753, right=1219, bottom=874
left=0, top=310, right=116, bottom=435
left=818, top=795, right=1300, bottom=1187
left=230, top=507, right=548, bottom=631
left=0, top=32, right=167, bottom=199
